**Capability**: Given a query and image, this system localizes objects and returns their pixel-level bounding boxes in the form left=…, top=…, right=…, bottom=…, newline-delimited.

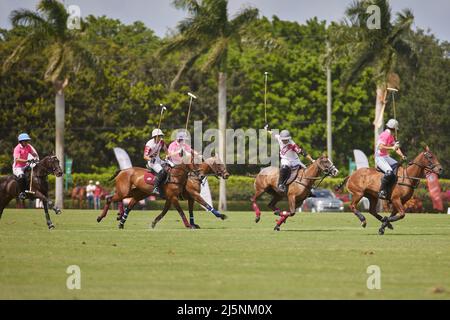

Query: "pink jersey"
left=376, top=129, right=396, bottom=157
left=168, top=141, right=192, bottom=165
left=13, top=143, right=38, bottom=168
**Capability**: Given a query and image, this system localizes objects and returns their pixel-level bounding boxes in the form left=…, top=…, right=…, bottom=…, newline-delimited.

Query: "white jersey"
left=275, top=134, right=305, bottom=167
left=144, top=139, right=165, bottom=158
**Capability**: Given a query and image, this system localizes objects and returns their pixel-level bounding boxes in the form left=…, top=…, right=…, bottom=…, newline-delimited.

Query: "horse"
left=252, top=156, right=339, bottom=231
left=0, top=155, right=64, bottom=229
left=335, top=146, right=443, bottom=235
left=71, top=185, right=86, bottom=209
left=151, top=156, right=230, bottom=229
left=96, top=161, right=199, bottom=229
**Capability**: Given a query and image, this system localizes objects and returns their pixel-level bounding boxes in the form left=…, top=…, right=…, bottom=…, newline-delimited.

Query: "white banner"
left=200, top=178, right=213, bottom=210
left=354, top=149, right=370, bottom=169
left=113, top=147, right=133, bottom=170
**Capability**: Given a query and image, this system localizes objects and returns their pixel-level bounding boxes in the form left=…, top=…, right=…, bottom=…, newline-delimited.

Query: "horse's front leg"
left=151, top=199, right=171, bottom=229
left=274, top=194, right=297, bottom=231
left=172, top=197, right=192, bottom=229
left=34, top=191, right=55, bottom=229
left=379, top=198, right=405, bottom=235
left=47, top=199, right=61, bottom=215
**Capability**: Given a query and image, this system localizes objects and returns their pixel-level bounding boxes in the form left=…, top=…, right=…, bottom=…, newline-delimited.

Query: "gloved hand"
left=394, top=141, right=401, bottom=150
left=264, top=124, right=270, bottom=131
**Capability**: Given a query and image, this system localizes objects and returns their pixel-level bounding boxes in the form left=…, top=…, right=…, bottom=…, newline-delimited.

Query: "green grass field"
left=0, top=209, right=449, bottom=300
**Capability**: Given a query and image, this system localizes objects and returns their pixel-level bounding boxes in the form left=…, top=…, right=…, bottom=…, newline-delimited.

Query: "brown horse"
left=252, top=156, right=339, bottom=231
left=335, top=146, right=443, bottom=235
left=71, top=185, right=86, bottom=209
left=0, top=156, right=64, bottom=229
left=151, top=156, right=230, bottom=229
left=97, top=162, right=199, bottom=229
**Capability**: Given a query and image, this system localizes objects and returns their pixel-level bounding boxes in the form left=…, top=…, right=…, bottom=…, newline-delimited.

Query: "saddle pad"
left=286, top=166, right=301, bottom=185
left=144, top=172, right=156, bottom=185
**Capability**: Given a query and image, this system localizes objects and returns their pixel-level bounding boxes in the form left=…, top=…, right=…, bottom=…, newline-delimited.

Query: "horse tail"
left=335, top=176, right=350, bottom=192
left=109, top=170, right=122, bottom=181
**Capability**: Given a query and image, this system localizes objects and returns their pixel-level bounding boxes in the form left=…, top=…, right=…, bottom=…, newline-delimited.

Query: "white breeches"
left=375, top=156, right=398, bottom=173
left=13, top=167, right=25, bottom=177
left=281, top=158, right=304, bottom=168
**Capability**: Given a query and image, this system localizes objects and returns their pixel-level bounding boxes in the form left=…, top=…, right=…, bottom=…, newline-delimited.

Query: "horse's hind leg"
left=267, top=190, right=282, bottom=216
left=187, top=198, right=200, bottom=229
left=349, top=192, right=367, bottom=228
left=98, top=194, right=119, bottom=223
left=172, top=198, right=192, bottom=229
left=118, top=197, right=139, bottom=229
left=152, top=200, right=171, bottom=229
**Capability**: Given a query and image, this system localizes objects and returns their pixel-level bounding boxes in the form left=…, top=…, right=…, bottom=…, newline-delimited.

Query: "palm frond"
left=201, top=37, right=228, bottom=72
left=230, top=7, right=258, bottom=34
left=342, top=45, right=377, bottom=86
left=37, top=0, right=69, bottom=38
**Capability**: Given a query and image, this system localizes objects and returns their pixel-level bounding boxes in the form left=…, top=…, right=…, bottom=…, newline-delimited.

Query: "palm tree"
left=341, top=0, right=417, bottom=149
left=160, top=0, right=258, bottom=211
left=3, top=0, right=99, bottom=208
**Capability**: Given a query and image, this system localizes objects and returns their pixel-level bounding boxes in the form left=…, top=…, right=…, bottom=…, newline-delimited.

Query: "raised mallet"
left=387, top=87, right=399, bottom=139
left=185, top=92, right=197, bottom=131
left=264, top=72, right=269, bottom=124
left=158, top=104, right=167, bottom=130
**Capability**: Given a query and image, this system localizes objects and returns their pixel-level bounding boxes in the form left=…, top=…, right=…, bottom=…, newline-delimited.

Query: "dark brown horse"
left=97, top=162, right=199, bottom=229
left=335, top=146, right=443, bottom=235
left=0, top=156, right=64, bottom=229
left=152, top=156, right=230, bottom=229
left=252, top=156, right=339, bottom=231
left=71, top=185, right=86, bottom=209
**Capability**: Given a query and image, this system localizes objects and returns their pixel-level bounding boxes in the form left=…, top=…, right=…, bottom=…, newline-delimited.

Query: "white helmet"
left=386, top=119, right=399, bottom=130
left=152, top=129, right=164, bottom=138
left=280, top=130, right=291, bottom=140
left=176, top=131, right=188, bottom=140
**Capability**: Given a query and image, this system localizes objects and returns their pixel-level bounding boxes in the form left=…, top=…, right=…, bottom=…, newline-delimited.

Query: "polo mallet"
left=158, top=104, right=167, bottom=130
left=185, top=92, right=197, bottom=131
left=387, top=87, right=399, bottom=140
left=264, top=72, right=269, bottom=124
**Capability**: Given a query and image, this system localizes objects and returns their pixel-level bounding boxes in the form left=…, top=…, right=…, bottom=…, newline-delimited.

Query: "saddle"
left=285, top=165, right=302, bottom=186
left=143, top=172, right=156, bottom=185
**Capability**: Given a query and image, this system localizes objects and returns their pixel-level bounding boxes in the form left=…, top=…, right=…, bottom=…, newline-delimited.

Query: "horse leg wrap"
left=252, top=202, right=261, bottom=217
left=206, top=204, right=221, bottom=218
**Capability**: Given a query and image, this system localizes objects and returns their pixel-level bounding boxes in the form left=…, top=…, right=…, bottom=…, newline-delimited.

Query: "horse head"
left=40, top=155, right=64, bottom=177
left=203, top=156, right=230, bottom=180
left=315, top=156, right=339, bottom=177
left=412, top=146, right=443, bottom=177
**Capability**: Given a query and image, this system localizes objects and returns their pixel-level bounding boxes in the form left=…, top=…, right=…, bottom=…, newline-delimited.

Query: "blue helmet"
left=18, top=133, right=31, bottom=142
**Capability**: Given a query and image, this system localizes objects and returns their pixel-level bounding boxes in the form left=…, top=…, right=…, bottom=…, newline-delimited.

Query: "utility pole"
left=326, top=41, right=332, bottom=161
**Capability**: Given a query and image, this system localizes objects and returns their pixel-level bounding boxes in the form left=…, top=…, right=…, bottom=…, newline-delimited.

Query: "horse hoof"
left=387, top=222, right=394, bottom=230
left=378, top=228, right=385, bottom=235
left=151, top=222, right=156, bottom=229
left=361, top=221, right=367, bottom=228
left=48, top=224, right=55, bottom=230
left=274, top=225, right=281, bottom=231
left=193, top=224, right=201, bottom=229
left=55, top=209, right=62, bottom=215
left=118, top=223, right=124, bottom=230
left=96, top=217, right=102, bottom=223
left=116, top=216, right=121, bottom=221
left=274, top=210, right=281, bottom=216
left=255, top=216, right=261, bottom=223
left=220, top=214, right=228, bottom=221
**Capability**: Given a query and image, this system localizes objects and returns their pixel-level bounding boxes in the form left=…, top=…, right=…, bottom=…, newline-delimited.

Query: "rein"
left=397, top=155, right=440, bottom=190
left=294, top=162, right=334, bottom=191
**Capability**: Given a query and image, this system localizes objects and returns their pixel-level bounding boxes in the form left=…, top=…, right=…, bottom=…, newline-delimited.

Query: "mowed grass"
left=0, top=209, right=449, bottom=300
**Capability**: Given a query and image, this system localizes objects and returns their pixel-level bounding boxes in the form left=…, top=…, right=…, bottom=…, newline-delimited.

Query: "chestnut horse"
left=97, top=162, right=199, bottom=229
left=0, top=156, right=63, bottom=229
left=151, top=156, right=230, bottom=229
left=71, top=185, right=85, bottom=209
left=252, top=156, right=339, bottom=231
left=335, top=146, right=443, bottom=235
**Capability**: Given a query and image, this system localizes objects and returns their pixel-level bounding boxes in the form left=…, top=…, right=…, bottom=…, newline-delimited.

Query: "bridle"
left=398, top=152, right=441, bottom=189
left=295, top=158, right=337, bottom=191
left=30, top=156, right=62, bottom=178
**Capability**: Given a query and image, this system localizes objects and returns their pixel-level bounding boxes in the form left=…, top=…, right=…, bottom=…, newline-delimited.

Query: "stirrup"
left=153, top=187, right=161, bottom=195
left=18, top=192, right=27, bottom=200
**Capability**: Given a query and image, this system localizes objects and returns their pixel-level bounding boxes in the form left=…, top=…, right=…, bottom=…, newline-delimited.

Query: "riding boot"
left=153, top=170, right=167, bottom=195
left=378, top=171, right=393, bottom=200
left=278, top=166, right=291, bottom=193
left=17, top=175, right=27, bottom=200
